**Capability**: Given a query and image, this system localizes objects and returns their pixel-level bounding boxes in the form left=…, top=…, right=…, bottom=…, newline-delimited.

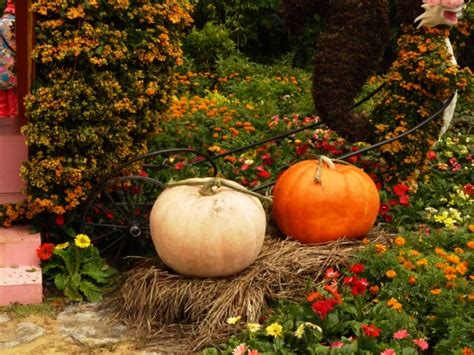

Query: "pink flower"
left=324, top=267, right=341, bottom=279
left=413, top=338, right=429, bottom=351
left=248, top=350, right=260, bottom=355
left=381, top=349, right=396, bottom=355
left=232, top=343, right=248, bottom=355
left=393, top=329, right=410, bottom=340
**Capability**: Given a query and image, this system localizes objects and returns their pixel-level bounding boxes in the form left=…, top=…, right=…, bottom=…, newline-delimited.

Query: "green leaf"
left=64, top=282, right=83, bottom=302
left=54, top=273, right=68, bottom=291
left=79, top=280, right=103, bottom=302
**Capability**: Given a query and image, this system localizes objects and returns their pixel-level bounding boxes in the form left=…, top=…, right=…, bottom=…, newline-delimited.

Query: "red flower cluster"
left=393, top=183, right=410, bottom=206
left=36, top=243, right=55, bottom=261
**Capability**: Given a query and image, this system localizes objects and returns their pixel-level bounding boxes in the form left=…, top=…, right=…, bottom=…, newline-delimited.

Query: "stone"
left=0, top=322, right=46, bottom=350
left=57, top=303, right=129, bottom=347
left=0, top=312, right=10, bottom=323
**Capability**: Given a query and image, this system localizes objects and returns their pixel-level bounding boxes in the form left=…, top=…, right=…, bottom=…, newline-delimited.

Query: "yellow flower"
left=295, top=324, right=305, bottom=338
left=226, top=316, right=241, bottom=325
left=55, top=242, right=70, bottom=250
left=386, top=270, right=397, bottom=279
left=266, top=322, right=283, bottom=337
left=430, top=289, right=442, bottom=295
left=375, top=244, right=387, bottom=253
left=394, top=236, right=406, bottom=246
left=246, top=323, right=261, bottom=333
left=74, top=234, right=91, bottom=248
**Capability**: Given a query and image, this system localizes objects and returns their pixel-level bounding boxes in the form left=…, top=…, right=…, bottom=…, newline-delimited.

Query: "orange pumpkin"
left=272, top=157, right=380, bottom=244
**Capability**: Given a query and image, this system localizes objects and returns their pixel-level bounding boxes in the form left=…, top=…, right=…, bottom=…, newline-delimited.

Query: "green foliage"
left=41, top=235, right=117, bottom=302
left=191, top=0, right=290, bottom=62
left=183, top=22, right=237, bottom=70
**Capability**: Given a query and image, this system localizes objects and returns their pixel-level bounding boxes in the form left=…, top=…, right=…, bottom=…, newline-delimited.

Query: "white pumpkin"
left=150, top=177, right=267, bottom=278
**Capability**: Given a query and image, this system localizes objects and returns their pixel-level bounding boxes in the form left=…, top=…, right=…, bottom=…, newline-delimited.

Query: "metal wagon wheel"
left=80, top=175, right=165, bottom=267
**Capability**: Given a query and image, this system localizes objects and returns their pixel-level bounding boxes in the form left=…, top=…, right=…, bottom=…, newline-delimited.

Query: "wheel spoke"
left=103, top=189, right=132, bottom=223
left=84, top=222, right=128, bottom=229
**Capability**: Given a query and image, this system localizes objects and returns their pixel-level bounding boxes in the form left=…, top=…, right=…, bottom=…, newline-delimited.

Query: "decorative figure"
left=0, top=0, right=16, bottom=119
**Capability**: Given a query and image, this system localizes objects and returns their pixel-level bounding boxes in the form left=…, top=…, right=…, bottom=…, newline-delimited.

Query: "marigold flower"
left=294, top=324, right=305, bottom=338
left=394, top=236, right=406, bottom=246
left=386, top=270, right=397, bottom=279
left=265, top=322, right=283, bottom=337
left=36, top=243, right=55, bottom=261
left=416, top=258, right=428, bottom=267
left=467, top=240, right=474, bottom=248
left=226, top=316, right=241, bottom=325
left=408, top=275, right=416, bottom=285
left=446, top=254, right=460, bottom=264
left=431, top=288, right=442, bottom=295
left=387, top=298, right=403, bottom=311
left=369, top=285, right=380, bottom=295
left=246, top=323, right=261, bottom=333
left=375, top=244, right=387, bottom=253
left=468, top=225, right=474, bottom=233
left=74, top=234, right=91, bottom=248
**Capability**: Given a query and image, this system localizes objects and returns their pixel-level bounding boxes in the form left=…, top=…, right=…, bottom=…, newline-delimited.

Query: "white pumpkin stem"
left=167, top=177, right=273, bottom=202
left=314, top=155, right=336, bottom=183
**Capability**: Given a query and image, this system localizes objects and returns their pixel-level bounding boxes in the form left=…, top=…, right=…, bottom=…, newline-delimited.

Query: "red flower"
left=384, top=214, right=394, bottom=223
left=138, top=170, right=148, bottom=177
left=351, top=277, right=369, bottom=296
left=296, top=144, right=309, bottom=156
left=379, top=204, right=390, bottom=215
left=463, top=184, right=474, bottom=196
left=311, top=298, right=338, bottom=319
left=174, top=162, right=186, bottom=170
left=256, top=166, right=271, bottom=179
left=427, top=151, right=437, bottom=160
left=261, top=153, right=273, bottom=165
left=54, top=214, right=65, bottom=226
left=393, top=183, right=409, bottom=196
left=361, top=323, right=381, bottom=337
left=36, top=243, right=55, bottom=261
left=399, top=194, right=410, bottom=206
left=350, top=263, right=365, bottom=274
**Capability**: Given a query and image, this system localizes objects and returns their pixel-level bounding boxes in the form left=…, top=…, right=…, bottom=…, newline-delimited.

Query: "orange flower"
left=446, top=254, right=460, bottom=264
left=369, top=285, right=379, bottom=295
left=416, top=258, right=428, bottom=267
left=467, top=240, right=474, bottom=249
left=468, top=225, right=474, bottom=233
left=408, top=275, right=416, bottom=285
left=375, top=244, right=387, bottom=253
left=306, top=291, right=323, bottom=302
left=386, top=270, right=397, bottom=279
left=394, top=236, right=406, bottom=246
left=430, top=289, right=442, bottom=295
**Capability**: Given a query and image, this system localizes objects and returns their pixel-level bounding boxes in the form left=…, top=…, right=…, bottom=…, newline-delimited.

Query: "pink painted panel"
left=0, top=134, right=27, bottom=194
left=0, top=265, right=43, bottom=305
left=0, top=225, right=41, bottom=266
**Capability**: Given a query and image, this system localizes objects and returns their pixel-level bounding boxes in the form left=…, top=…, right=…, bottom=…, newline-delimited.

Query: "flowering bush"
left=0, top=0, right=193, bottom=227
left=38, top=233, right=117, bottom=302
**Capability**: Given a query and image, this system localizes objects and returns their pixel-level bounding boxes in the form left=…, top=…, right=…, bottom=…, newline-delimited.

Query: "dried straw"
left=106, top=229, right=391, bottom=353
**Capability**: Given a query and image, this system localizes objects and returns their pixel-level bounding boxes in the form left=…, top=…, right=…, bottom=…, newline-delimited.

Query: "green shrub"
left=183, top=22, right=237, bottom=70
left=0, top=1, right=193, bottom=228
